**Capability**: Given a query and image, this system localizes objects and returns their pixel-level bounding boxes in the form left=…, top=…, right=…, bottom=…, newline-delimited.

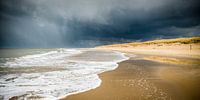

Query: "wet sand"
left=63, top=54, right=200, bottom=100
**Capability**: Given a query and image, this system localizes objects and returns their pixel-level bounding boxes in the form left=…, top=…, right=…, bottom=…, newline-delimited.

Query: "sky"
left=0, top=0, right=200, bottom=48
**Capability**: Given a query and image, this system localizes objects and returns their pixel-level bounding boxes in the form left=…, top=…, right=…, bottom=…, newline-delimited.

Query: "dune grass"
left=98, top=37, right=200, bottom=48
left=141, top=37, right=200, bottom=44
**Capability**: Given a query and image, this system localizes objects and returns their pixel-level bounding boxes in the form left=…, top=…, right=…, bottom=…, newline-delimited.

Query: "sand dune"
left=96, top=37, right=200, bottom=58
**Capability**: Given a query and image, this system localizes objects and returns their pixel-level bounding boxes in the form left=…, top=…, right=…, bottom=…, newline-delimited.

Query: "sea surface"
left=0, top=48, right=128, bottom=100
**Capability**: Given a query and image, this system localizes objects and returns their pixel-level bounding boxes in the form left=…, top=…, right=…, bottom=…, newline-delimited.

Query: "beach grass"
left=98, top=37, right=200, bottom=48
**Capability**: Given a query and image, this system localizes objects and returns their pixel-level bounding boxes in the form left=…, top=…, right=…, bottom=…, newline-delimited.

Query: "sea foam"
left=0, top=49, right=129, bottom=100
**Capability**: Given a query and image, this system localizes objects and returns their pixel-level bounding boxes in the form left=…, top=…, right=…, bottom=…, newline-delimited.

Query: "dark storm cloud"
left=0, top=0, right=200, bottom=48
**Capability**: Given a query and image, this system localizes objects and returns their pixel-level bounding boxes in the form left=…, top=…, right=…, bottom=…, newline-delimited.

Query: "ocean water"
left=0, top=48, right=129, bottom=100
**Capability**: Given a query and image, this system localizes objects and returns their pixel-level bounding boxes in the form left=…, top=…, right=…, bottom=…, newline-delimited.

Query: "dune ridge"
left=96, top=37, right=200, bottom=59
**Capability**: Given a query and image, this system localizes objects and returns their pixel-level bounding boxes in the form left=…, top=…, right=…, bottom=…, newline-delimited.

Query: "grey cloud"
left=0, top=0, right=200, bottom=47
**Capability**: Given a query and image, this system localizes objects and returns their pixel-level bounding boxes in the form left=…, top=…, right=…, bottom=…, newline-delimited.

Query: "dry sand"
left=96, top=37, right=200, bottom=58
left=96, top=43, right=200, bottom=59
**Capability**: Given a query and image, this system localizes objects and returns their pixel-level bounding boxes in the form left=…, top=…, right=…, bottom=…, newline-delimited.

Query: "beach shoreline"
left=62, top=37, right=200, bottom=100
left=62, top=50, right=200, bottom=100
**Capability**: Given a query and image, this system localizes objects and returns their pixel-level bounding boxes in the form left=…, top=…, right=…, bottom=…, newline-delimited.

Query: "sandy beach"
left=63, top=37, right=200, bottom=100
left=63, top=54, right=200, bottom=100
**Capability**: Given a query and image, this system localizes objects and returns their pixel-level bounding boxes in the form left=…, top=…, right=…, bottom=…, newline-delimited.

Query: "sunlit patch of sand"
left=144, top=56, right=200, bottom=65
